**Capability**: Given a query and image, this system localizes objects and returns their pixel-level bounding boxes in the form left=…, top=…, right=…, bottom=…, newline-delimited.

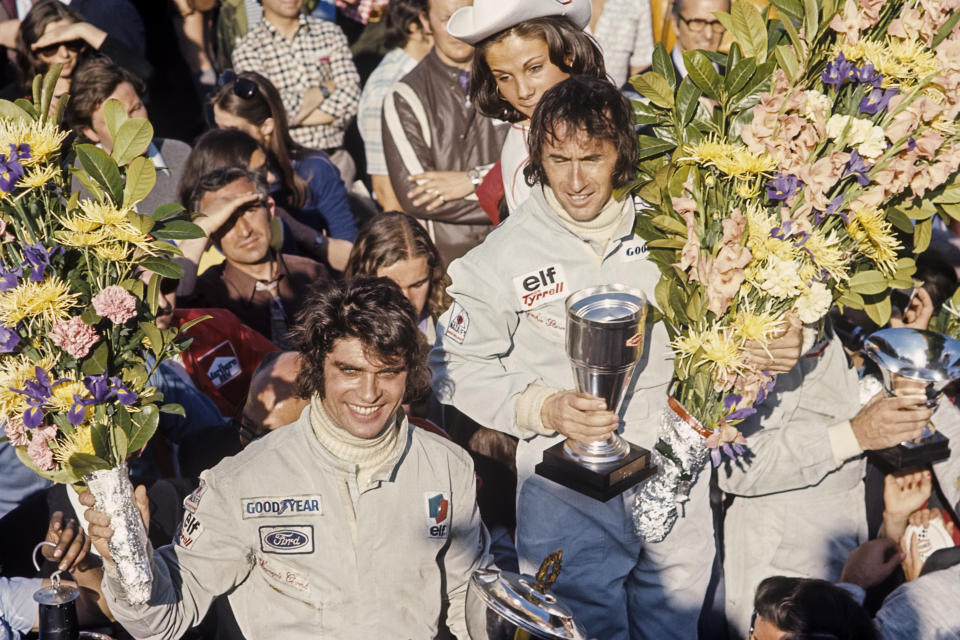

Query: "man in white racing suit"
left=83, top=278, right=489, bottom=639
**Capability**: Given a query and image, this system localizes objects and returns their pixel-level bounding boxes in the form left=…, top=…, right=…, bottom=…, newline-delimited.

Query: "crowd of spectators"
left=1, top=0, right=959, bottom=639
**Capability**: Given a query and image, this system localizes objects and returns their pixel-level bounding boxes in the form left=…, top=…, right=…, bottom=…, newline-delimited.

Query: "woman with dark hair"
left=179, top=128, right=353, bottom=271
left=212, top=70, right=357, bottom=244
left=9, top=0, right=151, bottom=104
left=446, top=0, right=606, bottom=213
left=344, top=213, right=451, bottom=342
left=751, top=576, right=878, bottom=640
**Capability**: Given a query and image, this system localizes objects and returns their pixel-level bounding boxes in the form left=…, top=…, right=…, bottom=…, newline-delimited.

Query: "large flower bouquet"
left=0, top=68, right=203, bottom=484
left=627, top=0, right=960, bottom=538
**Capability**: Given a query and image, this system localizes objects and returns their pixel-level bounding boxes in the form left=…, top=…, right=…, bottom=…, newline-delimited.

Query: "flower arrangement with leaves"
left=0, top=67, right=205, bottom=483
left=627, top=0, right=960, bottom=459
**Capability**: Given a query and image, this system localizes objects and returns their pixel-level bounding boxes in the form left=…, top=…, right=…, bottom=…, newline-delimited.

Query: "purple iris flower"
left=68, top=394, right=86, bottom=426
left=906, top=138, right=916, bottom=152
left=854, top=63, right=882, bottom=87
left=710, top=441, right=747, bottom=467
left=11, top=143, right=30, bottom=161
left=844, top=150, right=872, bottom=187
left=766, top=173, right=803, bottom=200
left=0, top=265, right=20, bottom=291
left=821, top=53, right=855, bottom=89
left=13, top=366, right=63, bottom=428
left=723, top=393, right=757, bottom=421
left=755, top=375, right=777, bottom=405
left=0, top=149, right=24, bottom=193
left=0, top=323, right=19, bottom=353
left=110, top=376, right=138, bottom=406
left=813, top=195, right=847, bottom=225
left=82, top=374, right=117, bottom=405
left=23, top=243, right=60, bottom=282
left=859, top=87, right=896, bottom=115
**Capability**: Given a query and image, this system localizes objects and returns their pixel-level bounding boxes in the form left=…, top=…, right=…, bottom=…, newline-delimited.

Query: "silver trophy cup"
left=862, top=327, right=960, bottom=470
left=535, top=285, right=656, bottom=501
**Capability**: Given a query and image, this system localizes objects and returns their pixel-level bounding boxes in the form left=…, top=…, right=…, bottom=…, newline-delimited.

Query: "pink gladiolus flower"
left=27, top=424, right=57, bottom=470
left=3, top=414, right=28, bottom=447
left=675, top=209, right=701, bottom=275
left=92, top=285, right=137, bottom=325
left=50, top=316, right=99, bottom=359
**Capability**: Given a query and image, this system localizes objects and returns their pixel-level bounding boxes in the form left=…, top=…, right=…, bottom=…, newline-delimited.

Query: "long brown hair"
left=344, top=213, right=451, bottom=323
left=16, top=0, right=85, bottom=83
left=471, top=16, right=606, bottom=123
left=212, top=70, right=310, bottom=210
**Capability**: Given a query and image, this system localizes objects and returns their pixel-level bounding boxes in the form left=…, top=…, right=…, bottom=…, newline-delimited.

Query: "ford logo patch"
left=259, top=525, right=314, bottom=554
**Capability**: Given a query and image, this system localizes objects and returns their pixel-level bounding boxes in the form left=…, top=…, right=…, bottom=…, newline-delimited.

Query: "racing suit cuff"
left=827, top=420, right=863, bottom=465
left=515, top=384, right=561, bottom=436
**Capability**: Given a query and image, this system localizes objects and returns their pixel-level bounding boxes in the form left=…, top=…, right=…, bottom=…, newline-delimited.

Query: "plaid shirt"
left=232, top=14, right=360, bottom=150
left=592, top=0, right=655, bottom=87
left=357, top=48, right=417, bottom=175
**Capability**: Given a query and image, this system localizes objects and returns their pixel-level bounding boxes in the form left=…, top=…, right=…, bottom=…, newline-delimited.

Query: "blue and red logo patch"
left=424, top=492, right=450, bottom=539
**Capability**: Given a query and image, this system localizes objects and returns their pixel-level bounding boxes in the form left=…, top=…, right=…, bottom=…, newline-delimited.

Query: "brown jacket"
left=182, top=253, right=329, bottom=346
left=382, top=50, right=507, bottom=265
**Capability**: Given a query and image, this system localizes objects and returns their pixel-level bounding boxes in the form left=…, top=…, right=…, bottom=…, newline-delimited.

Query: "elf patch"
left=513, top=265, right=567, bottom=310
left=259, top=525, right=314, bottom=554
left=445, top=302, right=469, bottom=344
left=425, top=492, right=450, bottom=539
left=183, top=479, right=207, bottom=513
left=177, top=511, right=205, bottom=549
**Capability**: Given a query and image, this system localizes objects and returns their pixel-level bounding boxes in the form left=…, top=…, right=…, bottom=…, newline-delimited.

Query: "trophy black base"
left=535, top=441, right=656, bottom=502
left=867, top=432, right=950, bottom=473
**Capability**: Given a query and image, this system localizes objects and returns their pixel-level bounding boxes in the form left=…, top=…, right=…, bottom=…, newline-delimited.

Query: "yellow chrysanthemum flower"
left=838, top=38, right=938, bottom=88
left=683, top=139, right=776, bottom=177
left=732, top=307, right=784, bottom=344
left=48, top=378, right=87, bottom=414
left=0, top=119, right=68, bottom=166
left=106, top=223, right=151, bottom=246
left=673, top=324, right=746, bottom=379
left=846, top=206, right=902, bottom=274
left=0, top=353, right=56, bottom=418
left=53, top=425, right=96, bottom=465
left=94, top=243, right=130, bottom=261
left=78, top=200, right=131, bottom=226
left=55, top=228, right=109, bottom=248
left=17, top=164, right=58, bottom=190
left=0, top=277, right=77, bottom=326
left=735, top=178, right=762, bottom=199
left=804, top=230, right=849, bottom=282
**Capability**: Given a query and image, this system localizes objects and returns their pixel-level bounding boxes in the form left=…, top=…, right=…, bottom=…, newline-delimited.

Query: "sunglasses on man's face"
left=35, top=39, right=85, bottom=57
left=218, top=69, right=258, bottom=100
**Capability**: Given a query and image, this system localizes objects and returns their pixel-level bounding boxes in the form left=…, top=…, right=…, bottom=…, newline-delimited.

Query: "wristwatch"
left=312, top=235, right=328, bottom=265
left=467, top=167, right=481, bottom=188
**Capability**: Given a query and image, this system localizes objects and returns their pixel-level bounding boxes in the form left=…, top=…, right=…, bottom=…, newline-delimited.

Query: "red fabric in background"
left=476, top=160, right=505, bottom=225
left=172, top=308, right=279, bottom=416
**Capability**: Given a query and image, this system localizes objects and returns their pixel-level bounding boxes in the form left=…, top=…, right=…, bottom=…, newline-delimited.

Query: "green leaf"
left=103, top=98, right=127, bottom=143
left=914, top=218, right=932, bottom=253
left=848, top=270, right=889, bottom=295
left=729, top=0, right=768, bottom=62
left=724, top=58, right=757, bottom=96
left=179, top=314, right=212, bottom=333
left=773, top=45, right=798, bottom=81
left=941, top=203, right=960, bottom=222
left=39, top=64, right=61, bottom=122
left=111, top=118, right=154, bottom=167
left=646, top=238, right=688, bottom=249
left=933, top=183, right=960, bottom=204
left=0, top=99, right=32, bottom=123
left=139, top=320, right=164, bottom=357
left=932, top=8, right=960, bottom=47
left=863, top=295, right=892, bottom=326
left=151, top=220, right=206, bottom=240
left=126, top=404, right=159, bottom=452
left=147, top=273, right=160, bottom=315
left=675, top=77, right=702, bottom=126
left=81, top=306, right=101, bottom=326
left=770, top=0, right=803, bottom=23
left=70, top=167, right=105, bottom=202
left=837, top=289, right=865, bottom=309
left=122, top=156, right=157, bottom=208
left=81, top=341, right=109, bottom=375
left=14, top=98, right=38, bottom=120
left=160, top=403, right=186, bottom=417
left=140, top=257, right=185, bottom=279
left=886, top=206, right=914, bottom=233
left=53, top=93, right=69, bottom=127
left=111, top=426, right=129, bottom=464
left=151, top=202, right=186, bottom=221
left=682, top=50, right=722, bottom=101
left=651, top=43, right=676, bottom=88
left=732, top=61, right=775, bottom=108
left=803, top=0, right=818, bottom=38
left=630, top=71, right=675, bottom=109
left=75, top=144, right=123, bottom=203
left=903, top=199, right=937, bottom=220
left=66, top=452, right=111, bottom=478
left=636, top=136, right=677, bottom=161
left=651, top=214, right=688, bottom=235
left=91, top=424, right=111, bottom=460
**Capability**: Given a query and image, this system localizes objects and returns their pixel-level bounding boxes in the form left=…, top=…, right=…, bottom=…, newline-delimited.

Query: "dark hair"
left=179, top=128, right=268, bottom=208
left=189, top=166, right=269, bottom=214
left=212, top=70, right=309, bottom=209
left=753, top=577, right=878, bottom=640
left=65, top=55, right=146, bottom=135
left=471, top=16, right=606, bottom=122
left=525, top=75, right=637, bottom=189
left=344, top=213, right=451, bottom=322
left=383, top=0, right=428, bottom=50
left=290, top=277, right=431, bottom=403
left=15, top=0, right=85, bottom=82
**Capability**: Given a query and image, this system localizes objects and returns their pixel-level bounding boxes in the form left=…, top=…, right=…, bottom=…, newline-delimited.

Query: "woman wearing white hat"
left=447, top=0, right=607, bottom=214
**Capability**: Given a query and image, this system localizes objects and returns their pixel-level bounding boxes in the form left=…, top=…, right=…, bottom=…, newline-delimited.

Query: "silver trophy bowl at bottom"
left=466, top=568, right=587, bottom=640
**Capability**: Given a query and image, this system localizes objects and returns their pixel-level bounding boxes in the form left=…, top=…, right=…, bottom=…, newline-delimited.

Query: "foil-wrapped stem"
left=632, top=397, right=710, bottom=542
left=84, top=463, right=152, bottom=605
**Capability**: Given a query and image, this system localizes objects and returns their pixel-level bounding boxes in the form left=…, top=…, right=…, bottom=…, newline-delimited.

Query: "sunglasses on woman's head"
left=218, top=69, right=258, bottom=99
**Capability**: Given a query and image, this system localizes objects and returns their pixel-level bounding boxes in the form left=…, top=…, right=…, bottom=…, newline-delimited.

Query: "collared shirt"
left=592, top=0, right=655, bottom=87
left=357, top=48, right=417, bottom=175
left=232, top=14, right=361, bottom=151
left=183, top=253, right=330, bottom=346
left=0, top=577, right=43, bottom=640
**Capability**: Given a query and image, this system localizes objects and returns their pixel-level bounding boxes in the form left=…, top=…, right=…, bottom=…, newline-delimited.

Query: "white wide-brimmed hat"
left=447, top=0, right=592, bottom=46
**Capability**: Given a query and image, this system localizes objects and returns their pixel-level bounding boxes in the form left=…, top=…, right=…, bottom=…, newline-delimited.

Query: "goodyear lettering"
left=512, top=265, right=568, bottom=310
left=620, top=239, right=649, bottom=262
left=242, top=495, right=322, bottom=519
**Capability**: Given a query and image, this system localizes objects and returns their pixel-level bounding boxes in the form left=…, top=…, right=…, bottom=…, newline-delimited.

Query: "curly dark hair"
left=290, top=277, right=431, bottom=403
left=344, top=213, right=451, bottom=323
left=471, top=16, right=606, bottom=123
left=524, top=75, right=637, bottom=190
left=753, top=577, right=878, bottom=640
